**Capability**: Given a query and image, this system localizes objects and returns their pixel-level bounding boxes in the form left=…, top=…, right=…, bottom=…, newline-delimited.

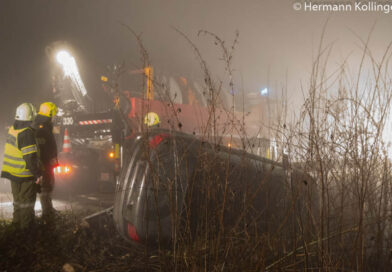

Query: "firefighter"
left=1, top=103, right=42, bottom=229
left=33, top=102, right=58, bottom=220
left=144, top=112, right=160, bottom=128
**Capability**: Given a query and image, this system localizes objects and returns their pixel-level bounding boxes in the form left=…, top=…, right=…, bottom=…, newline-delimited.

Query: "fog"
left=0, top=0, right=391, bottom=190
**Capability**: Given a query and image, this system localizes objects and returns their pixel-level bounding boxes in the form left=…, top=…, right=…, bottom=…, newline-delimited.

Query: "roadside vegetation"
left=0, top=211, right=157, bottom=272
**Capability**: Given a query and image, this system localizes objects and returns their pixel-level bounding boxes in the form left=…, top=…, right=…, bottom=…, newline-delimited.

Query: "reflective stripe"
left=8, top=127, right=29, bottom=138
left=19, top=203, right=35, bottom=208
left=8, top=170, right=34, bottom=177
left=2, top=169, right=34, bottom=178
left=21, top=145, right=37, bottom=155
left=6, top=135, right=16, bottom=146
left=3, top=161, right=25, bottom=169
left=3, top=154, right=25, bottom=162
left=13, top=202, right=35, bottom=211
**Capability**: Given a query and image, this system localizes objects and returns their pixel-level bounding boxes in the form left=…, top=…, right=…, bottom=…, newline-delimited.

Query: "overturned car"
left=113, top=129, right=318, bottom=247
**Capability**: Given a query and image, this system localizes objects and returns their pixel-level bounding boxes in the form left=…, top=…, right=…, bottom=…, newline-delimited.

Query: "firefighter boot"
left=40, top=191, right=56, bottom=221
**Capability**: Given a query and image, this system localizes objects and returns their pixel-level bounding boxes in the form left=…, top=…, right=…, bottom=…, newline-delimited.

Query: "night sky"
left=1, top=0, right=391, bottom=189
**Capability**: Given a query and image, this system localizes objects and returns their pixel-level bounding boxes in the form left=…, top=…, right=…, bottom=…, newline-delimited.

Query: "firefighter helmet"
left=15, top=103, right=36, bottom=121
left=38, top=102, right=58, bottom=118
left=144, top=112, right=160, bottom=127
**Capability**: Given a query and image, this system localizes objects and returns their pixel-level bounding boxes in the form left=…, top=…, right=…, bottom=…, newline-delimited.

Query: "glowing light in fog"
left=54, top=165, right=71, bottom=175
left=260, top=88, right=269, bottom=96
left=56, top=50, right=87, bottom=96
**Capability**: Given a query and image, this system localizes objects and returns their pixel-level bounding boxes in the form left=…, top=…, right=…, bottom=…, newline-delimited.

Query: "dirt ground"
left=0, top=211, right=157, bottom=272
left=0, top=188, right=115, bottom=221
left=0, top=184, right=152, bottom=272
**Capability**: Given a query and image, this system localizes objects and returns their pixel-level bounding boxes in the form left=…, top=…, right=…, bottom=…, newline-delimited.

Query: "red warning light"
left=127, top=223, right=140, bottom=242
left=53, top=165, right=72, bottom=175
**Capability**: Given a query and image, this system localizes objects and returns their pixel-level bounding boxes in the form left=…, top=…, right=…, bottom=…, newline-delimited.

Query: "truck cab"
left=55, top=110, right=123, bottom=193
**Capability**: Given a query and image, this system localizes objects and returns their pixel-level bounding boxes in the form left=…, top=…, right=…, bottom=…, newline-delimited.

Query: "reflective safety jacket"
left=1, top=123, right=41, bottom=182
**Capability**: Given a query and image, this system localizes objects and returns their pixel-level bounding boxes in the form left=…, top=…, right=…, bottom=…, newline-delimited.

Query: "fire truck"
left=49, top=44, right=275, bottom=195
left=49, top=48, right=125, bottom=192
left=55, top=110, right=123, bottom=192
left=51, top=48, right=225, bottom=192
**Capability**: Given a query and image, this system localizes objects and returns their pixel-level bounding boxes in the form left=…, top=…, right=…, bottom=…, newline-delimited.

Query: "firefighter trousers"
left=10, top=180, right=37, bottom=229
left=39, top=169, right=55, bottom=218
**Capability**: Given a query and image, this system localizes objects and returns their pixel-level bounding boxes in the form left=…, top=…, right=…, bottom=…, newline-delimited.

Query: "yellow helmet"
left=144, top=112, right=160, bottom=127
left=38, top=102, right=58, bottom=118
